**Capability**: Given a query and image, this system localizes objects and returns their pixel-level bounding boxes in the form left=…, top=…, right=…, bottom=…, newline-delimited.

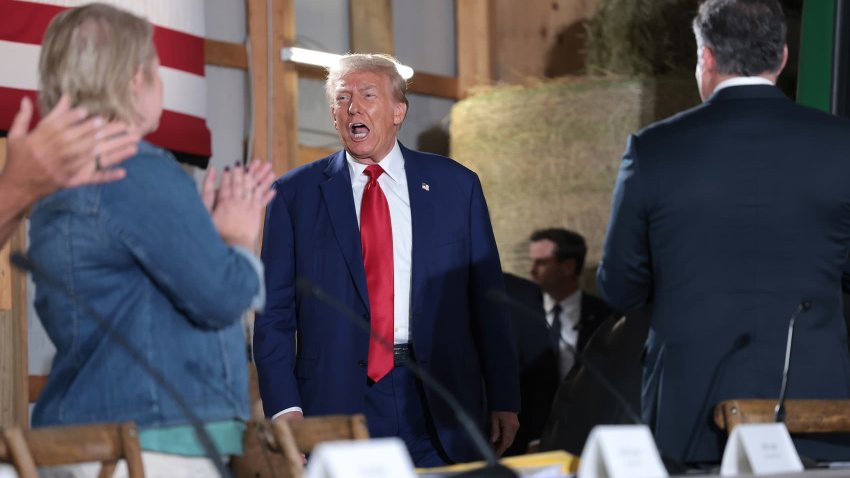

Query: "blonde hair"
left=39, top=3, right=155, bottom=122
left=325, top=53, right=409, bottom=107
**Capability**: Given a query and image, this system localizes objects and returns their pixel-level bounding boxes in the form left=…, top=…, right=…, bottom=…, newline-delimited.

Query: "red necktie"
left=361, top=165, right=394, bottom=382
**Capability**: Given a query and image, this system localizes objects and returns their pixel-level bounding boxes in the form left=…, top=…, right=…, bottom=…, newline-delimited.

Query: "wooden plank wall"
left=0, top=138, right=28, bottom=428
left=492, top=0, right=596, bottom=81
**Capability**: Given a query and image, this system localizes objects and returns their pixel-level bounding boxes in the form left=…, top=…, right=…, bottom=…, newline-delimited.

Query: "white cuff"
left=272, top=407, right=303, bottom=420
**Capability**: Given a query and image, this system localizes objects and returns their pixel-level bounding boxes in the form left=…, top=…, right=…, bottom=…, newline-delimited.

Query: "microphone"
left=11, top=252, right=233, bottom=478
left=488, top=288, right=691, bottom=475
left=775, top=300, right=812, bottom=423
left=296, top=277, right=518, bottom=478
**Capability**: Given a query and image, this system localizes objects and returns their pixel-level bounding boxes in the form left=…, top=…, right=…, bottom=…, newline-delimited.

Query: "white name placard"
left=720, top=423, right=803, bottom=476
left=305, top=437, right=417, bottom=478
left=578, top=425, right=668, bottom=478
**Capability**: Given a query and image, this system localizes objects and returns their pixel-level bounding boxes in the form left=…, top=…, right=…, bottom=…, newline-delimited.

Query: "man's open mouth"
left=350, top=123, right=369, bottom=140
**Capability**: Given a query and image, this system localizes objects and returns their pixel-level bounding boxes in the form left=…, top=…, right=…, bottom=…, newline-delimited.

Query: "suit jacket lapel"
left=403, top=144, right=435, bottom=320
left=319, top=151, right=370, bottom=310
left=577, top=298, right=591, bottom=350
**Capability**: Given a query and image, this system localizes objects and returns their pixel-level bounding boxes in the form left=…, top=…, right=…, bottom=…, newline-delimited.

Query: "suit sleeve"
left=468, top=175, right=521, bottom=412
left=253, top=181, right=301, bottom=416
left=597, top=135, right=653, bottom=312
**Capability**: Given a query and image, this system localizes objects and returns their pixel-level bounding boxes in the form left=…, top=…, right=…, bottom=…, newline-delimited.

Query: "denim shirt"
left=28, top=141, right=262, bottom=429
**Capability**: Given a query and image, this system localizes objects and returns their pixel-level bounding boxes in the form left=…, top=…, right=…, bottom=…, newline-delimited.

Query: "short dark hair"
left=693, top=0, right=786, bottom=76
left=530, top=228, right=587, bottom=275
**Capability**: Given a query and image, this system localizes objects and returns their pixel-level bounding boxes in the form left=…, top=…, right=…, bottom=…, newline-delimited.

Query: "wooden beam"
left=294, top=62, right=459, bottom=100
left=246, top=0, right=298, bottom=176
left=204, top=38, right=247, bottom=69
left=11, top=222, right=26, bottom=427
left=298, top=145, right=339, bottom=167
left=350, top=0, right=394, bottom=54
left=0, top=139, right=27, bottom=429
left=204, top=39, right=460, bottom=100
left=291, top=62, right=326, bottom=81
left=409, top=71, right=459, bottom=100
left=456, top=0, right=496, bottom=97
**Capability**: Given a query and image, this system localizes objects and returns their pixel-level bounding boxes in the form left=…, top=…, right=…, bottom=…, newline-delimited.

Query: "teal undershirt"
left=138, top=420, right=245, bottom=456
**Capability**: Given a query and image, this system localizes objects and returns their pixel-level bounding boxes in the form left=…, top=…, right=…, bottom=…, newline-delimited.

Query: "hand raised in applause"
left=3, top=95, right=139, bottom=205
left=202, top=159, right=276, bottom=249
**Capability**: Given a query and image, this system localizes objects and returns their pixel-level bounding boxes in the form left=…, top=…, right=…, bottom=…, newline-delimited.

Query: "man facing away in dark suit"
left=253, top=53, right=520, bottom=467
left=598, top=0, right=850, bottom=466
left=504, top=228, right=613, bottom=455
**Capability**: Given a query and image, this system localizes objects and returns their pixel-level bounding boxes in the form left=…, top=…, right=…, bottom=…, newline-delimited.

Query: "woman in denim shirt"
left=27, top=4, right=275, bottom=476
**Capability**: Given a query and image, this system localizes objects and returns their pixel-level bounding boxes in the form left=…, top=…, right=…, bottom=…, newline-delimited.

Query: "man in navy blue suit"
left=253, top=53, right=520, bottom=466
left=598, top=0, right=850, bottom=465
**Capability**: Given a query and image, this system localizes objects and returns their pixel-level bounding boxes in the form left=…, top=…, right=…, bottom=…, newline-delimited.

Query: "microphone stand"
left=12, top=252, right=233, bottom=478
left=775, top=300, right=811, bottom=423
left=297, top=278, right=518, bottom=478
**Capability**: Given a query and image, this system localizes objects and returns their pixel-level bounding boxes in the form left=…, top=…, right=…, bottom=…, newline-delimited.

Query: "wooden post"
left=456, top=0, right=495, bottom=98
left=0, top=138, right=28, bottom=429
left=246, top=0, right=298, bottom=177
left=350, top=0, right=394, bottom=54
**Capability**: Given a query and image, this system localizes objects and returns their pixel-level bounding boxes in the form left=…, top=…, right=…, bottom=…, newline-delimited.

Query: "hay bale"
left=450, top=75, right=699, bottom=285
left=585, top=0, right=699, bottom=76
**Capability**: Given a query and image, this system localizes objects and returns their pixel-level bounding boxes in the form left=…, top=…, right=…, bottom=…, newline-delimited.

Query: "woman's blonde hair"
left=39, top=3, right=155, bottom=122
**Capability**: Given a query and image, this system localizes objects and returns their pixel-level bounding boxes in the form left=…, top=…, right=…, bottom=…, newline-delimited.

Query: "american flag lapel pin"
left=421, top=182, right=430, bottom=191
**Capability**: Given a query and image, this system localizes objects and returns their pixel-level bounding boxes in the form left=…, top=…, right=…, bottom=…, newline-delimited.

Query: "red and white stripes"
left=0, top=0, right=211, bottom=158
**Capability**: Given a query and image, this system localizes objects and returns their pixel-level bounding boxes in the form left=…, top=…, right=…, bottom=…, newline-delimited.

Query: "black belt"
left=393, top=343, right=413, bottom=366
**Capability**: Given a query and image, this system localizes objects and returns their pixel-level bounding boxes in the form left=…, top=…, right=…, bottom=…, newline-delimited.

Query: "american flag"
left=0, top=0, right=211, bottom=164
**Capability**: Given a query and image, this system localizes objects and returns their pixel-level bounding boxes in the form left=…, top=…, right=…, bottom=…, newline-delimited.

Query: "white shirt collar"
left=346, top=141, right=405, bottom=184
left=543, top=289, right=582, bottom=314
left=714, top=76, right=774, bottom=94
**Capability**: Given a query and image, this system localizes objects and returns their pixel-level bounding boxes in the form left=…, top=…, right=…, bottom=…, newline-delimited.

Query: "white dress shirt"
left=346, top=141, right=413, bottom=345
left=543, top=290, right=582, bottom=380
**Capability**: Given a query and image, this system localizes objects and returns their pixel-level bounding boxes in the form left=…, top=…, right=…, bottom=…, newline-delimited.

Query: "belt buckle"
left=393, top=344, right=411, bottom=366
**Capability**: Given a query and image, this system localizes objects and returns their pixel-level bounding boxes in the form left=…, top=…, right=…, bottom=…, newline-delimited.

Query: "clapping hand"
left=202, top=159, right=276, bottom=248
left=5, top=95, right=139, bottom=203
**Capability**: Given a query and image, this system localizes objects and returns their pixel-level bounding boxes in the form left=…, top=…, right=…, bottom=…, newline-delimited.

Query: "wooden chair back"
left=714, top=399, right=850, bottom=433
left=231, top=419, right=289, bottom=478
left=261, top=414, right=370, bottom=478
left=0, top=422, right=144, bottom=478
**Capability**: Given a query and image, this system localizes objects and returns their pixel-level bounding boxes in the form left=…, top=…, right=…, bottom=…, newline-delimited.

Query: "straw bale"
left=450, top=76, right=699, bottom=287
left=585, top=0, right=699, bottom=77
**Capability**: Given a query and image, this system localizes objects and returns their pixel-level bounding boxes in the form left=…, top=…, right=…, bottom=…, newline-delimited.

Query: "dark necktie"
left=361, top=165, right=394, bottom=382
left=550, top=304, right=563, bottom=352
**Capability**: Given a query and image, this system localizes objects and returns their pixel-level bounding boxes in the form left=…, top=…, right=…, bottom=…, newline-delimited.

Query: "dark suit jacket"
left=598, top=85, right=850, bottom=463
left=540, top=308, right=648, bottom=455
left=502, top=273, right=612, bottom=455
left=253, top=143, right=520, bottom=463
